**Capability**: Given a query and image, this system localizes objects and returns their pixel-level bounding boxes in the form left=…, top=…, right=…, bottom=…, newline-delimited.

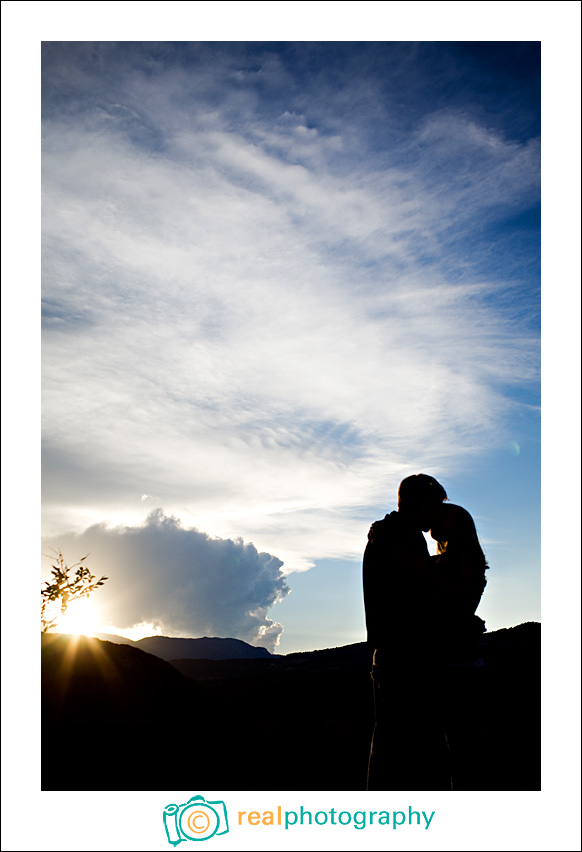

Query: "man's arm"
left=363, top=534, right=382, bottom=651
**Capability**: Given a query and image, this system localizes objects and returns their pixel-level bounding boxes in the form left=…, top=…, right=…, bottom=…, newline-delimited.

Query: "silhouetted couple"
left=363, top=474, right=487, bottom=791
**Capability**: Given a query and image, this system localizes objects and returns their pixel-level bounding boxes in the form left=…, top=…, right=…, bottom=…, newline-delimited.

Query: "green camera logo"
left=163, top=795, right=229, bottom=844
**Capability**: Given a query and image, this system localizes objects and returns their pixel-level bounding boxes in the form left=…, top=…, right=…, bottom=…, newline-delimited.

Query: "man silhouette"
left=363, top=473, right=450, bottom=790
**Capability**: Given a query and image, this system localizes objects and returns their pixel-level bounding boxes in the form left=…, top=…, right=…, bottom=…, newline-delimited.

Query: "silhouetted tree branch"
left=41, top=550, right=108, bottom=633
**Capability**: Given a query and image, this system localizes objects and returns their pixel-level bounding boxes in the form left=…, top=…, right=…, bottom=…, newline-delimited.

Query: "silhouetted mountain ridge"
left=93, top=633, right=272, bottom=660
left=168, top=622, right=540, bottom=679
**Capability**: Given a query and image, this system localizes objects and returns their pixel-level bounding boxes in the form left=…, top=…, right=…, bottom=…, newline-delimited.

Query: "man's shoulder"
left=366, top=511, right=401, bottom=544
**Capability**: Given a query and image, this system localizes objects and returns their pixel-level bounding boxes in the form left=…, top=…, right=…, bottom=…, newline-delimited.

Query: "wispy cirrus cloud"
left=42, top=43, right=540, bottom=580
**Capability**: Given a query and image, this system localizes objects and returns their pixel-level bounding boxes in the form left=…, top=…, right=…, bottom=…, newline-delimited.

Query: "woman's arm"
left=407, top=550, right=478, bottom=613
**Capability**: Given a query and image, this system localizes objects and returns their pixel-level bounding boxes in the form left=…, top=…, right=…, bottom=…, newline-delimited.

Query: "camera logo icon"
left=163, top=795, right=229, bottom=844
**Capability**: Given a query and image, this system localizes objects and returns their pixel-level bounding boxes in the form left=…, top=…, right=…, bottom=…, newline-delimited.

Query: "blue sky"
left=38, top=40, right=545, bottom=653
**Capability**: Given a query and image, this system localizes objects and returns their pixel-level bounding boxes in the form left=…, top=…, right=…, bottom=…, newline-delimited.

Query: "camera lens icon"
left=180, top=803, right=219, bottom=840
left=164, top=795, right=229, bottom=845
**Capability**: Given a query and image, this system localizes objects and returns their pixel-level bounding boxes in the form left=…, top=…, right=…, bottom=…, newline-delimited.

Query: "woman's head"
left=430, top=503, right=484, bottom=558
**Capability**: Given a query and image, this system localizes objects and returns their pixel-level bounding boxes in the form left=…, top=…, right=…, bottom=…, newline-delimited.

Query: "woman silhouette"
left=429, top=502, right=489, bottom=789
left=429, top=502, right=488, bottom=664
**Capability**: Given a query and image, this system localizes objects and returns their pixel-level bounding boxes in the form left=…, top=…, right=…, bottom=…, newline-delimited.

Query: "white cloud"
left=43, top=510, right=289, bottom=653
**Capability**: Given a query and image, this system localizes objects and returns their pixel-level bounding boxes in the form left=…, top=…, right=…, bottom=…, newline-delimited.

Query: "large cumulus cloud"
left=43, top=509, right=289, bottom=652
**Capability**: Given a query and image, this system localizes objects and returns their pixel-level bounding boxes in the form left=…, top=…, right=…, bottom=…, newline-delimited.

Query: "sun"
left=57, top=597, right=101, bottom=637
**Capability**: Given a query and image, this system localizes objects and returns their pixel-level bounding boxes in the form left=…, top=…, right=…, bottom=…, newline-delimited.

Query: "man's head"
left=398, top=474, right=447, bottom=532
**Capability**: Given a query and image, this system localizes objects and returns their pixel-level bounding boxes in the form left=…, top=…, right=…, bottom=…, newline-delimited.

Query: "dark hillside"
left=169, top=625, right=541, bottom=791
left=41, top=634, right=222, bottom=790
left=42, top=624, right=540, bottom=791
